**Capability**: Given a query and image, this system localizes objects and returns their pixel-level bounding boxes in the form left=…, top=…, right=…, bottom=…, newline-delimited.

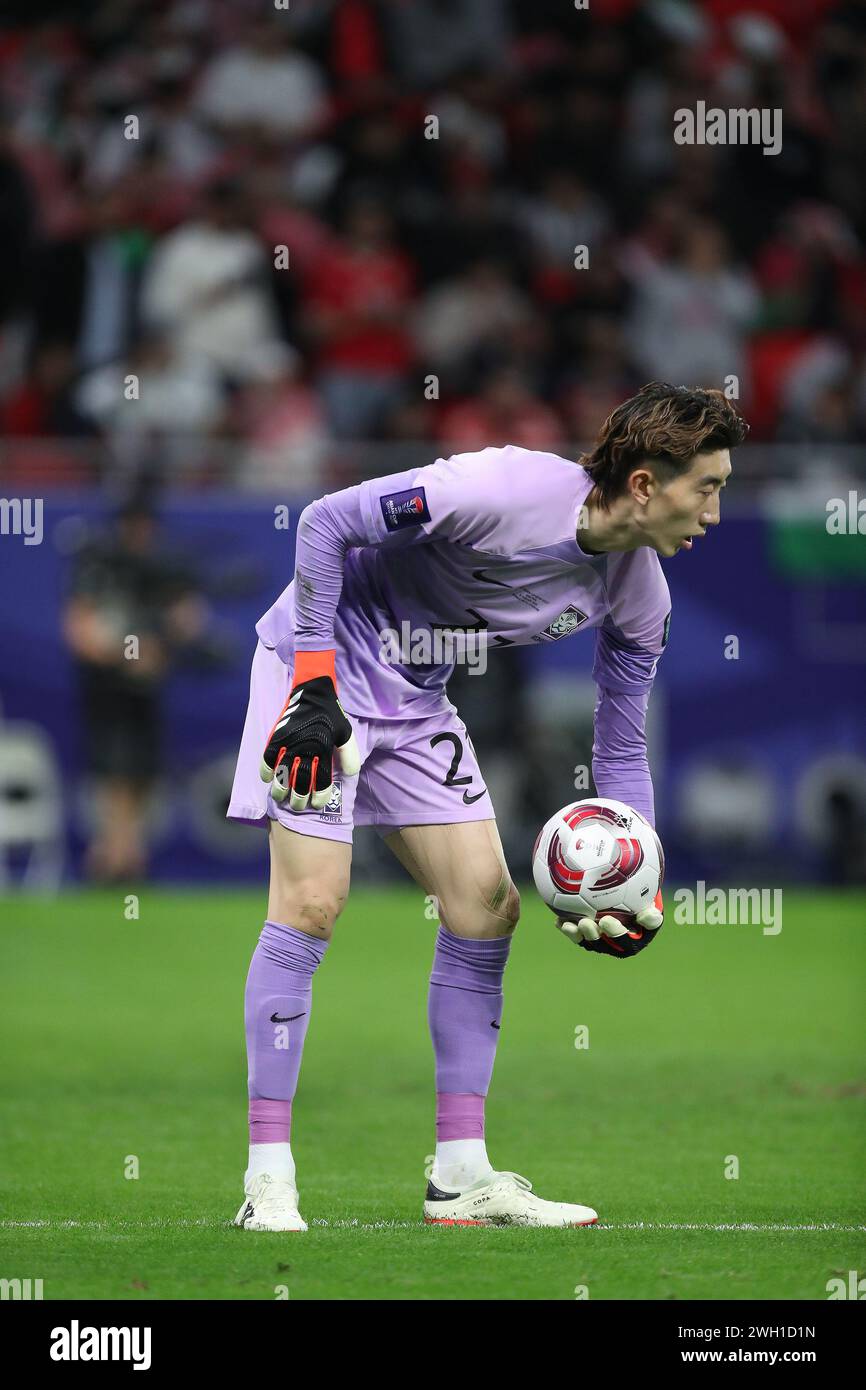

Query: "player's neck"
left=579, top=492, right=647, bottom=555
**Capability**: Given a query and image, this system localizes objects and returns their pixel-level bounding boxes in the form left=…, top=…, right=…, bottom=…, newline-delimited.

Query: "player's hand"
left=260, top=664, right=361, bottom=813
left=556, top=891, right=664, bottom=958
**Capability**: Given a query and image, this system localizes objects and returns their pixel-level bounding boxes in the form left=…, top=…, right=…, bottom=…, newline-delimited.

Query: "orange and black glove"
left=260, top=650, right=361, bottom=813
left=556, top=890, right=664, bottom=958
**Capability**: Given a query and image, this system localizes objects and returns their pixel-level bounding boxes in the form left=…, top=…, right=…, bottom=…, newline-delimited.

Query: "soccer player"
left=228, top=381, right=747, bottom=1230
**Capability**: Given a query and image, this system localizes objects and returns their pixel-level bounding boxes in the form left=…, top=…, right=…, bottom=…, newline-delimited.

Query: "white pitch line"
left=606, top=1222, right=866, bottom=1233
left=1, top=1219, right=864, bottom=1233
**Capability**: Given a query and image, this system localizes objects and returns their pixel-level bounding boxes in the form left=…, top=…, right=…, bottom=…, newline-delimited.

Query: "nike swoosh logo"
left=472, top=568, right=512, bottom=589
left=462, top=789, right=486, bottom=805
left=490, top=1021, right=500, bottom=1029
left=270, top=1012, right=306, bottom=1023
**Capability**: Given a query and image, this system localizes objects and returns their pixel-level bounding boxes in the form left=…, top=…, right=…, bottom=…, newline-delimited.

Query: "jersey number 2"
left=430, top=731, right=486, bottom=806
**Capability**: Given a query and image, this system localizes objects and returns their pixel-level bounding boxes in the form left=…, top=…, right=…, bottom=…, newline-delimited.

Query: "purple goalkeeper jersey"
left=256, top=445, right=671, bottom=824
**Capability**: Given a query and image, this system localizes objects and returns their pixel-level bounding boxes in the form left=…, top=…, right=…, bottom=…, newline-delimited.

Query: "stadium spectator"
left=303, top=193, right=415, bottom=437
left=519, top=170, right=611, bottom=275
left=436, top=362, right=564, bottom=451
left=383, top=0, right=511, bottom=88
left=414, top=257, right=535, bottom=381
left=145, top=68, right=220, bottom=184
left=74, top=328, right=226, bottom=477
left=1, top=0, right=865, bottom=459
left=776, top=338, right=865, bottom=444
left=141, top=179, right=282, bottom=382
left=753, top=202, right=866, bottom=338
left=232, top=341, right=332, bottom=493
left=626, top=215, right=759, bottom=400
left=32, top=185, right=146, bottom=372
left=557, top=315, right=639, bottom=446
left=0, top=340, right=93, bottom=438
left=0, top=116, right=36, bottom=323
left=194, top=18, right=328, bottom=141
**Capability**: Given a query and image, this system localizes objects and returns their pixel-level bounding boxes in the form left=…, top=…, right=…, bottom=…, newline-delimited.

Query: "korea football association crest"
left=541, top=605, right=588, bottom=641
left=319, top=781, right=343, bottom=817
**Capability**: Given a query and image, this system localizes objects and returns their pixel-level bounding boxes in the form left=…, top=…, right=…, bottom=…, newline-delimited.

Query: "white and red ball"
left=532, top=797, right=664, bottom=920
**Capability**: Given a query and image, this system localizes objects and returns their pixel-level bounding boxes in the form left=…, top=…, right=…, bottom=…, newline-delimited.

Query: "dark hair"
left=579, top=382, right=749, bottom=508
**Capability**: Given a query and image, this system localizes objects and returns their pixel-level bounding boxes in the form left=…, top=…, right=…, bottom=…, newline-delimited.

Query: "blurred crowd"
left=1, top=0, right=866, bottom=492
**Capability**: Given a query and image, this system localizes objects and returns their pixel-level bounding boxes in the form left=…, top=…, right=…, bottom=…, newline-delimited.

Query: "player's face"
left=648, top=449, right=732, bottom=557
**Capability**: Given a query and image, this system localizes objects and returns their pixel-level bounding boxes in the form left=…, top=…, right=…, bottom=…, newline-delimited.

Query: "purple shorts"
left=227, top=640, right=495, bottom=843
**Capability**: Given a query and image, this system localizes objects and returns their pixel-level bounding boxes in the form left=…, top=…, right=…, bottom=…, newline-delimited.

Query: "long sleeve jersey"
left=255, top=445, right=671, bottom=824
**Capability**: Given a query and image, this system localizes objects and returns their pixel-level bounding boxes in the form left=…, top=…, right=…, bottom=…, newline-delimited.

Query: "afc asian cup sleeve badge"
left=380, top=486, right=431, bottom=532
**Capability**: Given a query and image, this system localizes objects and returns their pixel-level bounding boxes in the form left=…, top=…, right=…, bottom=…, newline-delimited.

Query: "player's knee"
left=495, top=877, right=521, bottom=934
left=268, top=879, right=347, bottom=940
left=502, top=878, right=521, bottom=928
left=479, top=859, right=521, bottom=926
left=443, top=867, right=521, bottom=939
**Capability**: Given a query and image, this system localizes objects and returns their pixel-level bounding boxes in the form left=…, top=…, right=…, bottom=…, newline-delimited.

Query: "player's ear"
left=628, top=466, right=655, bottom=506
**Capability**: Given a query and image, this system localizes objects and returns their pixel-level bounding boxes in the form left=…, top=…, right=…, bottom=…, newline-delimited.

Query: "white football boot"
left=234, top=1173, right=307, bottom=1232
left=423, top=1170, right=598, bottom=1228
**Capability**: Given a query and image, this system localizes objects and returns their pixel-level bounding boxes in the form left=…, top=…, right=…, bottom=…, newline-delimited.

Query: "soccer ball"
left=532, top=797, right=664, bottom=923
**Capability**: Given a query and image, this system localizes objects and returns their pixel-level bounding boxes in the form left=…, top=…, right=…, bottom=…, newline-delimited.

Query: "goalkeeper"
left=228, top=382, right=746, bottom=1231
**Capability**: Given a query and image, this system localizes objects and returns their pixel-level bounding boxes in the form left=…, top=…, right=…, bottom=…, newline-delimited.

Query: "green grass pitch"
left=1, top=886, right=864, bottom=1301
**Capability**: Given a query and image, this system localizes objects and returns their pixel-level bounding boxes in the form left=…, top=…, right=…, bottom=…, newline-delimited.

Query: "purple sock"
left=249, top=1097, right=292, bottom=1144
left=428, top=926, right=511, bottom=1140
left=245, top=919, right=328, bottom=1142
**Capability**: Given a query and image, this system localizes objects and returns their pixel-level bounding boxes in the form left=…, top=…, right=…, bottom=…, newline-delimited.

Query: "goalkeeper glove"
left=260, top=650, right=361, bottom=813
left=556, top=890, right=664, bottom=958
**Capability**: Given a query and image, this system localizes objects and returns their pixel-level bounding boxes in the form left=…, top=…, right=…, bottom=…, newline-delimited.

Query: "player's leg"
left=266, top=818, right=351, bottom=938
left=237, top=823, right=351, bottom=1232
left=371, top=710, right=597, bottom=1227
left=387, top=817, right=596, bottom=1226
left=228, top=638, right=362, bottom=1231
left=385, top=818, right=517, bottom=1190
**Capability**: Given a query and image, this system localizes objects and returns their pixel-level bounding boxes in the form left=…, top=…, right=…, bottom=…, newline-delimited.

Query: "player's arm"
left=557, top=615, right=667, bottom=957
left=589, top=539, right=671, bottom=832
left=591, top=621, right=659, bottom=828
left=258, top=482, right=387, bottom=811
left=262, top=451, right=513, bottom=812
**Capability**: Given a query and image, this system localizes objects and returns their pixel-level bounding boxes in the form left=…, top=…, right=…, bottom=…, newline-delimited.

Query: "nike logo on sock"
left=490, top=1021, right=501, bottom=1029
left=270, top=1012, right=306, bottom=1023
